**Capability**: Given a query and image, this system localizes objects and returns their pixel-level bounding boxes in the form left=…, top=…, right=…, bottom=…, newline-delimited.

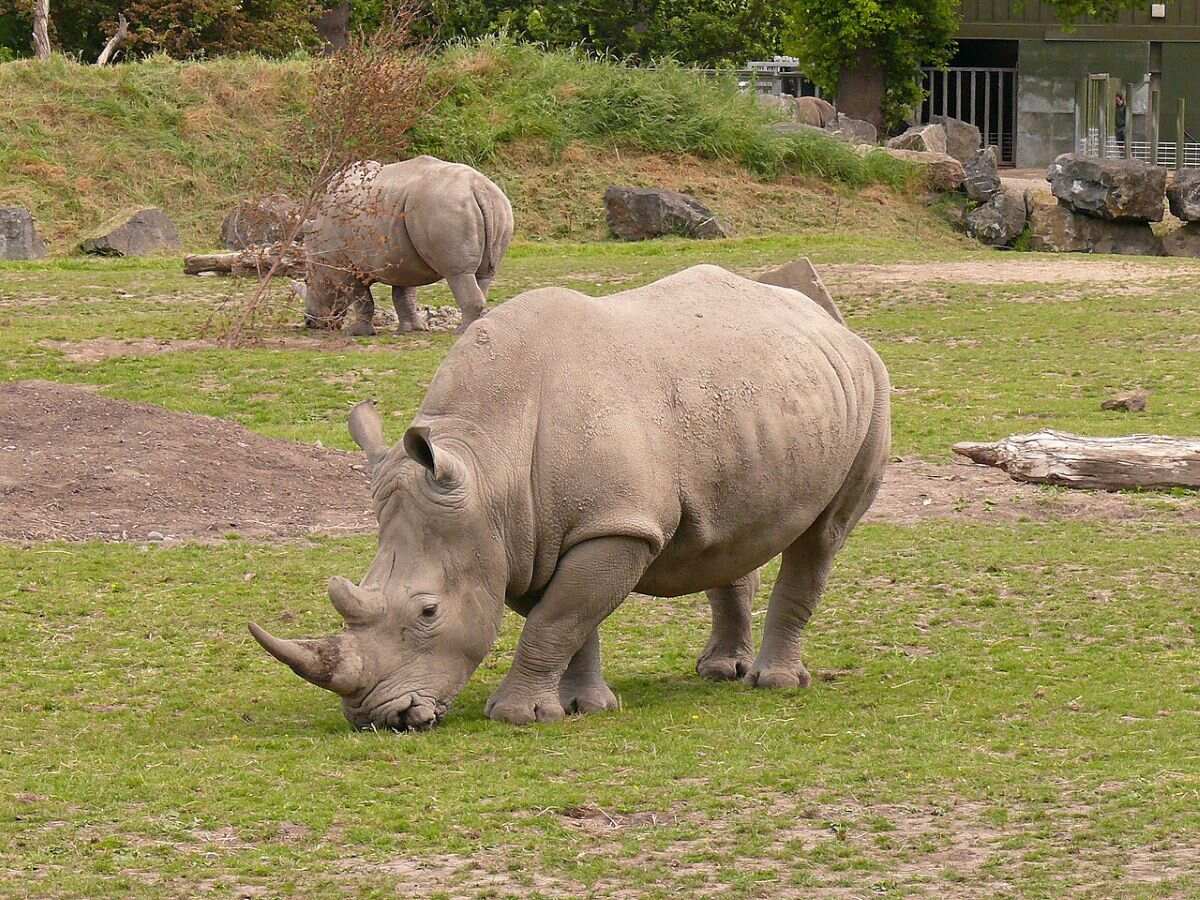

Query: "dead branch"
left=96, top=14, right=129, bottom=66
left=184, top=244, right=307, bottom=278
left=952, top=430, right=1200, bottom=490
left=32, top=0, right=51, bottom=59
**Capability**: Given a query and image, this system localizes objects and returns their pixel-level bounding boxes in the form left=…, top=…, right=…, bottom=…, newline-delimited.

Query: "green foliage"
left=415, top=39, right=915, bottom=186
left=428, top=0, right=787, bottom=67
left=787, top=0, right=958, bottom=128
left=0, top=0, right=320, bottom=60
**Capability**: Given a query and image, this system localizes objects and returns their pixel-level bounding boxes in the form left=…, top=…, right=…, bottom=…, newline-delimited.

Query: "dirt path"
left=1, top=382, right=1195, bottom=544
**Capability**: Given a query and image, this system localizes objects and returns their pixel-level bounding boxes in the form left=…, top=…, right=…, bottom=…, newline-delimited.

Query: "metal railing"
left=1078, top=134, right=1200, bottom=168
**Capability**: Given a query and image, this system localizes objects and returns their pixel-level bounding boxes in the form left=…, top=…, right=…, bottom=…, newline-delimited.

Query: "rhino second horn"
left=328, top=575, right=382, bottom=624
left=248, top=623, right=358, bottom=695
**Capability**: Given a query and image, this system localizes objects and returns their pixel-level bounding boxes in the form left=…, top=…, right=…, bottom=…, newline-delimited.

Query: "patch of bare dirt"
left=866, top=456, right=1200, bottom=526
left=0, top=380, right=373, bottom=543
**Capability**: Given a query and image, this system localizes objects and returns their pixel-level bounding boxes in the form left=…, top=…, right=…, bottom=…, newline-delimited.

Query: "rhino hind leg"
left=557, top=629, right=619, bottom=715
left=486, top=536, right=653, bottom=725
left=347, top=285, right=376, bottom=337
left=445, top=273, right=487, bottom=334
left=391, top=285, right=428, bottom=333
left=696, top=570, right=759, bottom=681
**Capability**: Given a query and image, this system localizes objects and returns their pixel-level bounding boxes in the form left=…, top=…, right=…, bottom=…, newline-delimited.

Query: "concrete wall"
left=1015, top=39, right=1148, bottom=167
left=1161, top=42, right=1200, bottom=144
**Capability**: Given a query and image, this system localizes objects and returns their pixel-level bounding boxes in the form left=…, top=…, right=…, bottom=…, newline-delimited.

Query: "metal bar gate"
left=919, top=67, right=1018, bottom=166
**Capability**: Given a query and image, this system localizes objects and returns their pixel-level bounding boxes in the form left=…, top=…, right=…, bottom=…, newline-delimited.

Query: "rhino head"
left=250, top=401, right=506, bottom=730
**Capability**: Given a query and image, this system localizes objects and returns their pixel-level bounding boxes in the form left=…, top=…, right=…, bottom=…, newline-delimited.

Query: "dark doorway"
left=920, top=40, right=1019, bottom=165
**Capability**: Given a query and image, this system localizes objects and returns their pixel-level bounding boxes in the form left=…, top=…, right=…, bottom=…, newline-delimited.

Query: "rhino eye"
left=420, top=602, right=438, bottom=619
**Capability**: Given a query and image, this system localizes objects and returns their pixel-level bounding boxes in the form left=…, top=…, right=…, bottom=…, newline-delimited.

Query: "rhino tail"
left=473, top=181, right=512, bottom=280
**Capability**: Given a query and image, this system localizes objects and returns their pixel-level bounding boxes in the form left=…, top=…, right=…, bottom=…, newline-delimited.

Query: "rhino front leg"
left=487, top=536, right=652, bottom=725
left=348, top=285, right=376, bottom=337
left=558, top=628, right=619, bottom=715
left=444, top=273, right=486, bottom=334
left=697, top=570, right=759, bottom=681
left=391, top=285, right=428, bottom=332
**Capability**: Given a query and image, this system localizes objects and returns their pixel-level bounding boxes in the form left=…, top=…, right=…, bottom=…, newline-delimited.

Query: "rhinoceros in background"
left=251, top=264, right=891, bottom=728
left=300, top=156, right=513, bottom=335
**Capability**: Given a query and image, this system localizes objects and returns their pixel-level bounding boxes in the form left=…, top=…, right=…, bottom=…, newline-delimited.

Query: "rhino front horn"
left=248, top=623, right=362, bottom=695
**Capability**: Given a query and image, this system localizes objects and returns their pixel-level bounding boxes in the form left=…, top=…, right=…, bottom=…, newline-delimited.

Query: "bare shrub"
left=216, top=0, right=446, bottom=346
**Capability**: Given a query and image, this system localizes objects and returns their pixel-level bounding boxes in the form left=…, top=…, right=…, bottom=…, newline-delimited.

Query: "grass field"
left=2, top=234, right=1200, bottom=898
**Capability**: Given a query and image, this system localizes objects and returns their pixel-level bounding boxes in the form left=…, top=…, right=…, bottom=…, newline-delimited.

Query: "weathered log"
left=183, top=244, right=306, bottom=278
left=952, top=429, right=1200, bottom=490
left=96, top=13, right=129, bottom=66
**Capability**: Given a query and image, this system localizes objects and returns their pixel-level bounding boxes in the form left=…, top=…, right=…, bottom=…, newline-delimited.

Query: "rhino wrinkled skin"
left=301, top=156, right=513, bottom=335
left=251, top=265, right=891, bottom=728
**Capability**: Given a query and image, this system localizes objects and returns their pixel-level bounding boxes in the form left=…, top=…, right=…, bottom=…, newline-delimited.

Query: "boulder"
left=220, top=194, right=300, bottom=250
left=794, top=96, right=836, bottom=127
left=962, top=146, right=1001, bottom=202
left=79, top=207, right=181, bottom=256
left=604, top=186, right=728, bottom=240
left=1046, top=154, right=1166, bottom=222
left=770, top=121, right=834, bottom=140
left=1026, top=192, right=1163, bottom=255
left=825, top=114, right=877, bottom=145
left=930, top=115, right=982, bottom=163
left=884, top=149, right=965, bottom=192
left=965, top=188, right=1027, bottom=247
left=1166, top=169, right=1200, bottom=222
left=1162, top=222, right=1200, bottom=257
left=1101, top=389, right=1149, bottom=412
left=886, top=124, right=948, bottom=155
left=0, top=207, right=48, bottom=260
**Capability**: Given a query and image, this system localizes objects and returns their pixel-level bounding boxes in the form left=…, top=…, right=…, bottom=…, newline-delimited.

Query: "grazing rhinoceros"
left=250, top=264, right=890, bottom=728
left=300, top=156, right=513, bottom=335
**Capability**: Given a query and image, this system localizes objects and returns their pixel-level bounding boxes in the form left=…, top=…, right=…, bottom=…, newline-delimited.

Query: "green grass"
left=2, top=523, right=1197, bottom=897
left=0, top=43, right=917, bottom=252
left=3, top=235, right=1200, bottom=896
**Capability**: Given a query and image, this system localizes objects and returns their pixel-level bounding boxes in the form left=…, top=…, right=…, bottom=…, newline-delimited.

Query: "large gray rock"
left=930, top=115, right=982, bottom=163
left=0, top=207, right=48, bottom=260
left=220, top=194, right=300, bottom=249
left=884, top=149, right=965, bottom=192
left=79, top=207, right=181, bottom=256
left=1027, top=191, right=1163, bottom=255
left=1163, top=223, right=1200, bottom=257
left=963, top=146, right=1001, bottom=202
left=886, top=124, right=948, bottom=155
left=1166, top=169, right=1200, bottom=222
left=604, top=186, right=728, bottom=240
left=965, top=188, right=1027, bottom=247
left=1047, top=154, right=1166, bottom=222
left=825, top=114, right=877, bottom=145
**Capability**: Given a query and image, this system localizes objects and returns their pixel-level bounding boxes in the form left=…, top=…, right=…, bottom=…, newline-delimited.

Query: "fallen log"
left=952, top=429, right=1200, bottom=491
left=183, top=244, right=306, bottom=278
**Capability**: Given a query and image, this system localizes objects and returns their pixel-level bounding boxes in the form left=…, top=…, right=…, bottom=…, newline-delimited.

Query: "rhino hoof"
left=559, top=679, right=619, bottom=715
left=696, top=653, right=752, bottom=682
left=485, top=692, right=566, bottom=726
left=743, top=663, right=812, bottom=690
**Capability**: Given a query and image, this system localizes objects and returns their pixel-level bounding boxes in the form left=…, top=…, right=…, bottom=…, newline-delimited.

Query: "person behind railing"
left=1115, top=93, right=1127, bottom=152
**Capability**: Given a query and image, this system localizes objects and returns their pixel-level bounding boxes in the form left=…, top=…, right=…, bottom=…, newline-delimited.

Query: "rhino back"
left=416, top=265, right=887, bottom=597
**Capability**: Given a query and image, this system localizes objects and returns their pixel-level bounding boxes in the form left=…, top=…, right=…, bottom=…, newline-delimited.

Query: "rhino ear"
left=348, top=400, right=389, bottom=469
left=403, top=425, right=466, bottom=487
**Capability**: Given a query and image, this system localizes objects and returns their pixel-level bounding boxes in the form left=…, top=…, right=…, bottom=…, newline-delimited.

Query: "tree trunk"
left=96, top=13, right=129, bottom=66
left=836, top=45, right=886, bottom=133
left=952, top=430, right=1200, bottom=490
left=32, top=0, right=51, bottom=60
left=183, top=244, right=306, bottom=278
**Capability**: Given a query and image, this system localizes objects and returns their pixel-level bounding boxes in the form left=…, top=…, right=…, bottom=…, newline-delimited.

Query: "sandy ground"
left=2, top=382, right=1195, bottom=544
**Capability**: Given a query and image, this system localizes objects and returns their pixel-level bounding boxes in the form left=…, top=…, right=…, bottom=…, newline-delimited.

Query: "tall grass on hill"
left=0, top=41, right=916, bottom=252
left=416, top=38, right=910, bottom=188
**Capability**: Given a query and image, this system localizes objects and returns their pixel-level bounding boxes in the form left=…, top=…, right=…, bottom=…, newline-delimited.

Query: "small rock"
left=604, top=186, right=728, bottom=240
left=0, top=207, right=48, bottom=260
left=886, top=124, right=948, bottom=155
left=79, top=207, right=181, bottom=257
left=963, top=146, right=1001, bottom=202
left=146, top=531, right=165, bottom=541
left=1101, top=390, right=1149, bottom=412
left=965, top=187, right=1027, bottom=247
left=929, top=115, right=982, bottom=163
left=1166, top=169, right=1200, bottom=222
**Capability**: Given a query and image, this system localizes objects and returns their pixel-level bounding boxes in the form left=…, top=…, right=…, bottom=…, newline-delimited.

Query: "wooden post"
left=1075, top=77, right=1087, bottom=153
left=1150, top=87, right=1160, bottom=167
left=1176, top=97, right=1186, bottom=171
left=32, top=0, right=51, bottom=59
left=1124, top=80, right=1133, bottom=159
